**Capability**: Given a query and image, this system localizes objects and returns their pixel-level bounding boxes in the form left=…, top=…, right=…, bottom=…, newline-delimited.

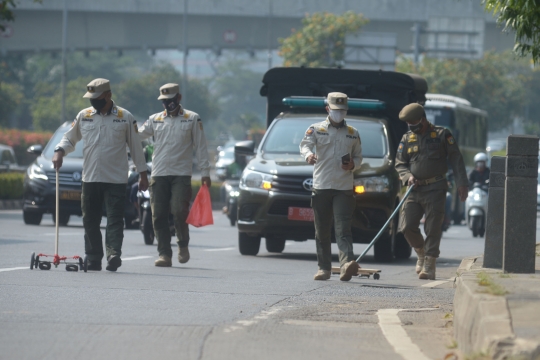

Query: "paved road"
left=0, top=210, right=503, bottom=359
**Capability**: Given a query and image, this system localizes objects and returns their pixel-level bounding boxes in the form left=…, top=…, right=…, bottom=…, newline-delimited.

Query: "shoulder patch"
left=71, top=120, right=75, bottom=127
left=306, top=126, right=314, bottom=136
left=398, top=142, right=404, bottom=153
left=447, top=135, right=455, bottom=145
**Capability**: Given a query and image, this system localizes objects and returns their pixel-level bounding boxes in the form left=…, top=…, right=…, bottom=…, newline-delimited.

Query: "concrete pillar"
left=503, top=135, right=539, bottom=273
left=483, top=156, right=506, bottom=269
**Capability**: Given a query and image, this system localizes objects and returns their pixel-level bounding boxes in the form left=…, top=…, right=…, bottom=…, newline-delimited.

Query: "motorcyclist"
left=468, top=153, right=490, bottom=189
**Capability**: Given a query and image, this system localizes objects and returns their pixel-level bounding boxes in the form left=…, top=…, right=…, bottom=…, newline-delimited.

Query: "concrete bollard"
left=483, top=156, right=506, bottom=269
left=503, top=135, right=539, bottom=273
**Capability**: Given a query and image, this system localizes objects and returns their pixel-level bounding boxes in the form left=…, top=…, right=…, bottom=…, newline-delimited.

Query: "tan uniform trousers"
left=399, top=189, right=446, bottom=258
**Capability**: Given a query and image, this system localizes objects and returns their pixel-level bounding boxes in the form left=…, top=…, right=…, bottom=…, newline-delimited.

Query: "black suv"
left=23, top=121, right=139, bottom=227
left=235, top=67, right=427, bottom=261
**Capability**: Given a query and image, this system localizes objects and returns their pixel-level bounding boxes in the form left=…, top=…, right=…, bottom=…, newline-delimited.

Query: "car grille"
left=46, top=171, right=82, bottom=187
left=271, top=175, right=312, bottom=194
left=268, top=199, right=312, bottom=216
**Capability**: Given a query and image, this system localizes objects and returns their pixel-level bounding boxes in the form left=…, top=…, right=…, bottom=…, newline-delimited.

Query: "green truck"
left=234, top=67, right=428, bottom=261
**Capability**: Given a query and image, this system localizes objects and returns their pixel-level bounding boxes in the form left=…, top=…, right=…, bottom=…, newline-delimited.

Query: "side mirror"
left=27, top=144, right=43, bottom=156
left=234, top=140, right=255, bottom=156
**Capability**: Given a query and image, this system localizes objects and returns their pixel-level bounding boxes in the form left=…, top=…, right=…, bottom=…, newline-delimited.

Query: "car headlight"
left=28, top=163, right=48, bottom=181
left=354, top=176, right=390, bottom=193
left=240, top=170, right=273, bottom=190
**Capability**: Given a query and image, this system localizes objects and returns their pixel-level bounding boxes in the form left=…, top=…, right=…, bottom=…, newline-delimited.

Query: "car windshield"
left=261, top=117, right=387, bottom=158
left=220, top=147, right=235, bottom=160
left=43, top=127, right=84, bottom=159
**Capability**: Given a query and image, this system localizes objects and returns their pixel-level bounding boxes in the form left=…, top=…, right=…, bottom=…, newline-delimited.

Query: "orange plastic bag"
left=186, top=184, right=214, bottom=227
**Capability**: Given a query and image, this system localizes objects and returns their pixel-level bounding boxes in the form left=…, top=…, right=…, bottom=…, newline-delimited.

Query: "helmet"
left=474, top=153, right=488, bottom=163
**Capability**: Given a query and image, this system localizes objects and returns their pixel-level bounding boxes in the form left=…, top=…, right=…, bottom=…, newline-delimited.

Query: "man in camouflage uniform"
left=300, top=92, right=363, bottom=281
left=395, top=103, right=468, bottom=280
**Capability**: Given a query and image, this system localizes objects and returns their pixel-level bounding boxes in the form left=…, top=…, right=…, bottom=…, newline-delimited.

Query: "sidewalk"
left=453, top=247, right=540, bottom=359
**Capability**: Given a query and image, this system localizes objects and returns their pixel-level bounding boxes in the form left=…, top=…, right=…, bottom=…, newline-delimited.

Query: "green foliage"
left=0, top=82, right=23, bottom=127
left=484, top=0, right=540, bottom=63
left=0, top=0, right=41, bottom=31
left=476, top=271, right=509, bottom=296
left=396, top=51, right=530, bottom=131
left=0, top=172, right=24, bottom=199
left=210, top=59, right=266, bottom=139
left=279, top=11, right=368, bottom=68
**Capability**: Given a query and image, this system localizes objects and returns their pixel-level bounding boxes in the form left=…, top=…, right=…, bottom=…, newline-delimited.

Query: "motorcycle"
left=222, top=180, right=240, bottom=226
left=465, top=181, right=489, bottom=237
left=138, top=188, right=176, bottom=245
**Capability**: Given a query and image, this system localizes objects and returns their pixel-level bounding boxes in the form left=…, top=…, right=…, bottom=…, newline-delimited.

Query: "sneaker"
left=155, top=255, right=172, bottom=267
left=313, top=269, right=331, bottom=280
left=414, top=247, right=425, bottom=274
left=106, top=255, right=122, bottom=272
left=419, top=256, right=436, bottom=280
left=340, top=260, right=360, bottom=281
left=87, top=261, right=102, bottom=271
left=178, top=247, right=190, bottom=264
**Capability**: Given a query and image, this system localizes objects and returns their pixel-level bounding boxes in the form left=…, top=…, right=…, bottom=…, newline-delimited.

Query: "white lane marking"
left=0, top=267, right=28, bottom=272
left=421, top=277, right=455, bottom=288
left=122, top=256, right=152, bottom=261
left=377, top=309, right=432, bottom=360
left=224, top=307, right=284, bottom=333
left=203, top=247, right=235, bottom=252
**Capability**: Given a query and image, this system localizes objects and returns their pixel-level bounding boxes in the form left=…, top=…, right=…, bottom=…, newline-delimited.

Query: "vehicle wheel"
left=23, top=211, right=42, bottom=225
left=393, top=233, right=411, bottom=260
left=472, top=216, right=481, bottom=237
left=142, top=211, right=154, bottom=245
left=52, top=212, right=70, bottom=226
left=374, top=273, right=380, bottom=280
left=374, top=235, right=393, bottom=262
left=39, top=262, right=51, bottom=270
left=266, top=236, right=286, bottom=253
left=479, top=227, right=485, bottom=237
left=239, top=232, right=261, bottom=256
left=30, top=252, right=35, bottom=270
left=66, top=264, right=78, bottom=272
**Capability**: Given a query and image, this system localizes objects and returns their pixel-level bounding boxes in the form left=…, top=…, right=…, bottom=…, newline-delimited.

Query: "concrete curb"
left=453, top=256, right=540, bottom=360
left=0, top=199, right=23, bottom=210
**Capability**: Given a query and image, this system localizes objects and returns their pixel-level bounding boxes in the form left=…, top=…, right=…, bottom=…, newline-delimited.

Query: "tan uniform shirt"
left=57, top=104, right=146, bottom=184
left=299, top=118, right=363, bottom=191
left=395, top=124, right=468, bottom=192
left=138, top=107, right=210, bottom=177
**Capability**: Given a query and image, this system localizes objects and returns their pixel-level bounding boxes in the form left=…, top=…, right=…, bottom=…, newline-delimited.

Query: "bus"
left=424, top=94, right=488, bottom=223
left=424, top=94, right=488, bottom=167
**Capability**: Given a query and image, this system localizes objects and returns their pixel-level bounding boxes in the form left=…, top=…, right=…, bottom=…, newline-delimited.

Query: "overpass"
left=0, top=0, right=515, bottom=57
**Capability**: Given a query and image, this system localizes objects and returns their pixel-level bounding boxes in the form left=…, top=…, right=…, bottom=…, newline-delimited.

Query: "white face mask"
left=329, top=109, right=347, bottom=123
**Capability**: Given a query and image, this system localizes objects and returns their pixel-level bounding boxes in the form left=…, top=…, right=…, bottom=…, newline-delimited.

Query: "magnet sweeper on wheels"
left=331, top=185, right=415, bottom=280
left=30, top=169, right=87, bottom=272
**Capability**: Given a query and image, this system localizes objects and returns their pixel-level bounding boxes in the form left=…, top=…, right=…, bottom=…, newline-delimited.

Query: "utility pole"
left=412, top=22, right=421, bottom=66
left=267, top=0, right=273, bottom=69
left=60, top=0, right=68, bottom=124
left=182, top=0, right=188, bottom=107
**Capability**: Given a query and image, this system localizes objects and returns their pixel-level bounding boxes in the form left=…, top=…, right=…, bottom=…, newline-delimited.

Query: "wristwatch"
left=54, top=146, right=65, bottom=154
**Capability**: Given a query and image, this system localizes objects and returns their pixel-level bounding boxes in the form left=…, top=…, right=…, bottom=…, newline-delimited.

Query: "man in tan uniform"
left=395, top=103, right=468, bottom=280
left=139, top=83, right=211, bottom=267
left=300, top=92, right=363, bottom=281
left=53, top=78, right=149, bottom=272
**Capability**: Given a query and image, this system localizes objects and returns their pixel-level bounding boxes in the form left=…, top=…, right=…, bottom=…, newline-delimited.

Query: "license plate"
left=288, top=207, right=314, bottom=222
left=60, top=190, right=81, bottom=201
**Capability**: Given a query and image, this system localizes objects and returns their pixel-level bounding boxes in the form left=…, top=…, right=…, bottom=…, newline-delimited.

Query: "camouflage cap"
left=399, top=103, right=425, bottom=123
left=326, top=92, right=348, bottom=110
left=158, top=83, right=180, bottom=100
left=83, top=78, right=111, bottom=99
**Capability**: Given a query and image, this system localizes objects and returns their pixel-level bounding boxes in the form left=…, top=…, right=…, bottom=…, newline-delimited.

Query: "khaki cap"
left=399, top=103, right=425, bottom=123
left=83, top=78, right=111, bottom=99
left=326, top=92, right=348, bottom=110
left=158, top=83, right=180, bottom=100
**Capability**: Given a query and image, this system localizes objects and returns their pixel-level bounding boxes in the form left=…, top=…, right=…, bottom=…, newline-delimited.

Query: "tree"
left=0, top=82, right=23, bottom=127
left=1, top=0, right=41, bottom=31
left=484, top=0, right=540, bottom=63
left=396, top=51, right=529, bottom=132
left=279, top=11, right=368, bottom=68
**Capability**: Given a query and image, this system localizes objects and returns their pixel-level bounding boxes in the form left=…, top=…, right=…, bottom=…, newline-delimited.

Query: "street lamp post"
left=182, top=0, right=188, bottom=107
left=267, top=0, right=273, bottom=69
left=60, top=0, right=68, bottom=124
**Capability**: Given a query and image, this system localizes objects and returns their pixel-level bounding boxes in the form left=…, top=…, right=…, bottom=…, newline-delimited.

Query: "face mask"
left=408, top=121, right=424, bottom=134
left=162, top=98, right=179, bottom=112
left=90, top=98, right=107, bottom=112
left=329, top=109, right=346, bottom=123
